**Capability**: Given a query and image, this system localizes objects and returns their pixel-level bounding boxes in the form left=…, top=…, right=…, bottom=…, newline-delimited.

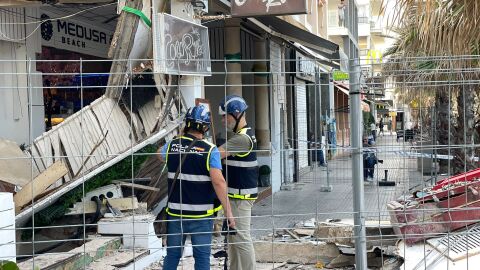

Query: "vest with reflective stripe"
left=166, top=134, right=220, bottom=218
left=224, top=127, right=259, bottom=200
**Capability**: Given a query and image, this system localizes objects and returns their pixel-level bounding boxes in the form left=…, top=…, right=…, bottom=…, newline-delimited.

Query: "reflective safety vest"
left=224, top=127, right=259, bottom=200
left=165, top=134, right=222, bottom=218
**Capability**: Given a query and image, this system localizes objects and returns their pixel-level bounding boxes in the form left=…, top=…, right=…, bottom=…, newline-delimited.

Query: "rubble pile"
left=252, top=218, right=404, bottom=269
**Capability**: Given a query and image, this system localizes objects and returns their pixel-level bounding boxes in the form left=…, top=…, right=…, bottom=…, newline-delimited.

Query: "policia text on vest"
left=158, top=104, right=235, bottom=270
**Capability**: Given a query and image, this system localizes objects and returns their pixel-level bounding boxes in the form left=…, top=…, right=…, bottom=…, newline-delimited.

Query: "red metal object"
left=388, top=179, right=480, bottom=245
left=432, top=168, right=480, bottom=191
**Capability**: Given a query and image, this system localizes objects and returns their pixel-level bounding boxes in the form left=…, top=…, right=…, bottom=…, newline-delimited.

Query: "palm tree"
left=383, top=0, right=480, bottom=173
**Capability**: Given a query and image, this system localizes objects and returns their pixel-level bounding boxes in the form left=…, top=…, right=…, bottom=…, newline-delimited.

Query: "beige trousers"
left=228, top=199, right=256, bottom=270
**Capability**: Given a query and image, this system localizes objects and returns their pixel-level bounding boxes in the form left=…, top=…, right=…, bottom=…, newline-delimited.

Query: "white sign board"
left=153, top=13, right=211, bottom=76
left=40, top=11, right=113, bottom=58
left=296, top=53, right=316, bottom=82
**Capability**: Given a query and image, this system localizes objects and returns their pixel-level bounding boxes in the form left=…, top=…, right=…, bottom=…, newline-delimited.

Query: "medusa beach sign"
left=231, top=0, right=307, bottom=17
left=153, top=13, right=211, bottom=76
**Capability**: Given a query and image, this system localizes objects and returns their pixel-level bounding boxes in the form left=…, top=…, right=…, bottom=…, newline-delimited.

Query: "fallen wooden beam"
left=14, top=161, right=68, bottom=213
left=105, top=0, right=143, bottom=99
left=66, top=197, right=139, bottom=215
left=284, top=229, right=301, bottom=241
left=112, top=180, right=160, bottom=191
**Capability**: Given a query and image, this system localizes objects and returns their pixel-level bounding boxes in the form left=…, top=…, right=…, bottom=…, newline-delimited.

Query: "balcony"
left=327, top=10, right=348, bottom=36
left=370, top=16, right=388, bottom=36
left=358, top=16, right=369, bottom=24
left=366, top=75, right=385, bottom=97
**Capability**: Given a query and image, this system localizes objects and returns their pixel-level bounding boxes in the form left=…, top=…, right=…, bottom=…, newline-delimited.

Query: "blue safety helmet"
left=185, top=105, right=211, bottom=126
left=218, top=95, right=248, bottom=116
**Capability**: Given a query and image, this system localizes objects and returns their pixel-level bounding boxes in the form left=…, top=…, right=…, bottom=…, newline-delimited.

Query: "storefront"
left=36, top=6, right=116, bottom=128
left=292, top=51, right=320, bottom=174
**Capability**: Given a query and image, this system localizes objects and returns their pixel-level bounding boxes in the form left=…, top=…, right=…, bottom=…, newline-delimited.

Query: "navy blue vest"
left=165, top=134, right=221, bottom=218
left=224, top=127, right=259, bottom=200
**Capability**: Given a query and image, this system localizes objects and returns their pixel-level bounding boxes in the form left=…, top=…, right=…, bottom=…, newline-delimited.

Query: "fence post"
left=350, top=55, right=368, bottom=268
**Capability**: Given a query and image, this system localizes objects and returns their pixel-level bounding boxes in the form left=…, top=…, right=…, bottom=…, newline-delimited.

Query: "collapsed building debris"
left=388, top=167, right=480, bottom=245
left=254, top=218, right=404, bottom=269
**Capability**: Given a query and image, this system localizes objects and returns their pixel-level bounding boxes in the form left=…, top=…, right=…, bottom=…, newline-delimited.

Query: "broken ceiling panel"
left=0, top=139, right=37, bottom=186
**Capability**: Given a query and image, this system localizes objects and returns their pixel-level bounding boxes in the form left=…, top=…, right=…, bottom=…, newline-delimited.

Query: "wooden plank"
left=14, top=161, right=68, bottom=212
left=50, top=132, right=62, bottom=163
left=105, top=0, right=143, bottom=99
left=138, top=106, right=153, bottom=136
left=35, top=136, right=53, bottom=168
left=84, top=109, right=109, bottom=163
left=284, top=229, right=301, bottom=241
left=64, top=120, right=84, bottom=159
left=102, top=100, right=127, bottom=153
left=94, top=99, right=125, bottom=154
left=90, top=100, right=118, bottom=154
left=111, top=101, right=133, bottom=148
left=66, top=197, right=139, bottom=215
left=112, top=180, right=160, bottom=191
left=49, top=134, right=65, bottom=188
left=75, top=114, right=99, bottom=172
left=71, top=116, right=97, bottom=173
left=131, top=110, right=145, bottom=140
left=145, top=100, right=160, bottom=132
left=58, top=127, right=81, bottom=174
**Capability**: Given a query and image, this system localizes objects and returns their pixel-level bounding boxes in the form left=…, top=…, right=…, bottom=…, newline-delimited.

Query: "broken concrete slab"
left=0, top=139, right=37, bottom=187
left=86, top=249, right=149, bottom=270
left=67, top=197, right=139, bottom=215
left=97, top=214, right=162, bottom=251
left=293, top=229, right=315, bottom=237
left=254, top=241, right=340, bottom=264
left=17, top=236, right=121, bottom=270
left=314, top=222, right=354, bottom=246
left=313, top=219, right=398, bottom=248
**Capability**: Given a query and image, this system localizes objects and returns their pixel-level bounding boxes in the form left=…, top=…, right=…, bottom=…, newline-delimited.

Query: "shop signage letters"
left=41, top=12, right=113, bottom=58
left=153, top=13, right=211, bottom=76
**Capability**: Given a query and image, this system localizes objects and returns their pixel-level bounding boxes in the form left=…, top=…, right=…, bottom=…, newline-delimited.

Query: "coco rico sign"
left=231, top=0, right=307, bottom=17
left=41, top=13, right=113, bottom=58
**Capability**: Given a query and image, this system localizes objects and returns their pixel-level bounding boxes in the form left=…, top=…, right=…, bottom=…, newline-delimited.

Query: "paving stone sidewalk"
left=251, top=134, right=432, bottom=238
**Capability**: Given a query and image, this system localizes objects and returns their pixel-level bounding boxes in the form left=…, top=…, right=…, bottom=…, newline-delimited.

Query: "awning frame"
left=247, top=17, right=340, bottom=69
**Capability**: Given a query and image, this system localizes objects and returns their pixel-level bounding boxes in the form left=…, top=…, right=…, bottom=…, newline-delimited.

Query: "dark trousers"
left=310, top=149, right=326, bottom=165
left=363, top=157, right=375, bottom=179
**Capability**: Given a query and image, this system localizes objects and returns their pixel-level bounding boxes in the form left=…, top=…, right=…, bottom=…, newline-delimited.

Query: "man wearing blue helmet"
left=218, top=95, right=258, bottom=269
left=158, top=105, right=235, bottom=270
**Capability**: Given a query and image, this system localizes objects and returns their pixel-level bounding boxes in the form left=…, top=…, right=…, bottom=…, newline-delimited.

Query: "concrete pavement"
left=251, top=134, right=431, bottom=238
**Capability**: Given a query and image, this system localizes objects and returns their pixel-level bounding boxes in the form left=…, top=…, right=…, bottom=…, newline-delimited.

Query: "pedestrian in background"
left=338, top=0, right=346, bottom=26
left=370, top=121, right=377, bottom=142
left=309, top=132, right=327, bottom=168
left=363, top=137, right=378, bottom=182
left=379, top=118, right=384, bottom=136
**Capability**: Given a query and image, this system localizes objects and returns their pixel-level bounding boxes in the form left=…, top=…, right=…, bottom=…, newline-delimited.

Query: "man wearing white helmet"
left=218, top=95, right=258, bottom=270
